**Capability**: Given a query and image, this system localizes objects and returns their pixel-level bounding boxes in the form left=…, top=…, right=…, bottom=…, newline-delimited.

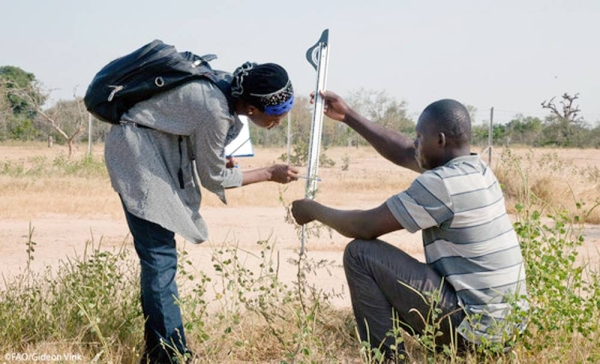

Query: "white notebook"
left=225, top=116, right=254, bottom=158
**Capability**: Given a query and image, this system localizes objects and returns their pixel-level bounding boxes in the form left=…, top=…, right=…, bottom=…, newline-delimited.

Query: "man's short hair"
left=423, top=99, right=471, bottom=144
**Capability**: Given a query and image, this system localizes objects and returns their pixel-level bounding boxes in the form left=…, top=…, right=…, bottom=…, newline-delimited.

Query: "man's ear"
left=437, top=132, right=446, bottom=147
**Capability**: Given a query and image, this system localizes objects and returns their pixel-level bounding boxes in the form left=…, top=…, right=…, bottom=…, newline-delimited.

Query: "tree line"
left=2, top=65, right=599, bottom=157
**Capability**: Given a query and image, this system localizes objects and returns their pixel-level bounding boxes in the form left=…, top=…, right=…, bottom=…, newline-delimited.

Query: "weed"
left=0, top=154, right=108, bottom=178
left=342, top=153, right=351, bottom=171
left=0, top=235, right=142, bottom=362
left=279, top=138, right=336, bottom=168
left=499, top=147, right=600, bottom=362
left=515, top=201, right=600, bottom=361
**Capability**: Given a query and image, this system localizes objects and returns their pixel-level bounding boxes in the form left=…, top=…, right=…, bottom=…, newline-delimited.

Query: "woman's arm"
left=241, top=164, right=299, bottom=186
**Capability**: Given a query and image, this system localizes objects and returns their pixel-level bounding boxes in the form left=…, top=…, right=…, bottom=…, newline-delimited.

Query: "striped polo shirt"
left=386, top=154, right=528, bottom=344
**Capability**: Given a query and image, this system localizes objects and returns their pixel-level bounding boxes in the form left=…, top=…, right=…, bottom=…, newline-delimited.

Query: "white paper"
left=225, top=116, right=254, bottom=157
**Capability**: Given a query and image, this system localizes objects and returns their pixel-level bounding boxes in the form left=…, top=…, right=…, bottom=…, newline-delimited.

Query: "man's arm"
left=291, top=199, right=403, bottom=240
left=319, top=91, right=421, bottom=173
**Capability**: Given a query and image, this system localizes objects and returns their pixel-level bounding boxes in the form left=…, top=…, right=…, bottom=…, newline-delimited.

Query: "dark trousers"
left=122, top=204, right=189, bottom=363
left=343, top=239, right=467, bottom=358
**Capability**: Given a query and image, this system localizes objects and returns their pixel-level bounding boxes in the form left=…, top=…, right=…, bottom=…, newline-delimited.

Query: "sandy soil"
left=0, top=206, right=428, bottom=308
left=3, top=209, right=598, bottom=305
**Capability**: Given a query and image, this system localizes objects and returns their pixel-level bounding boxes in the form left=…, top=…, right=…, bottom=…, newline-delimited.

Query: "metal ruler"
left=301, top=29, right=330, bottom=255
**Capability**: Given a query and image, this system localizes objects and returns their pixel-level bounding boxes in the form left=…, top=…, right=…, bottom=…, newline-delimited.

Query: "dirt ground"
left=0, top=208, right=428, bottom=308
left=1, top=143, right=599, bottom=308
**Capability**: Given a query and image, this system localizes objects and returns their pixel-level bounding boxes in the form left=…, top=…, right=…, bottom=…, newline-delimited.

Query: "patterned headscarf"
left=231, top=62, right=294, bottom=115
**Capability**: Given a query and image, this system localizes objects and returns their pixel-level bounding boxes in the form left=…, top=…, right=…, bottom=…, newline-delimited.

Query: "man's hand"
left=291, top=199, right=317, bottom=225
left=311, top=90, right=350, bottom=122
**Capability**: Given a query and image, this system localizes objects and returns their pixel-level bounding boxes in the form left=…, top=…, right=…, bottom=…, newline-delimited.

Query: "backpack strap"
left=180, top=52, right=234, bottom=113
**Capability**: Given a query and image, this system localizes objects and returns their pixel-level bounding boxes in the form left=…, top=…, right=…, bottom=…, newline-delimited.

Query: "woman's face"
left=248, top=110, right=288, bottom=130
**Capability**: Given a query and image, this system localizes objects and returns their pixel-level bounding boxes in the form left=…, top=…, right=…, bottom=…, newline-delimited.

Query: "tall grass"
left=496, top=148, right=600, bottom=363
left=0, top=231, right=142, bottom=363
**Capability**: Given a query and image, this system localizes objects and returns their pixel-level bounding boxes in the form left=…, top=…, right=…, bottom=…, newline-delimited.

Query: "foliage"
left=540, top=116, right=589, bottom=147
left=347, top=88, right=415, bottom=143
left=492, top=147, right=600, bottom=362
left=0, top=66, right=43, bottom=118
left=0, top=153, right=108, bottom=178
left=0, top=66, right=46, bottom=141
left=515, top=203, right=600, bottom=362
left=504, top=116, right=544, bottom=145
left=0, top=234, right=142, bottom=363
left=501, top=148, right=600, bottom=361
left=179, top=238, right=351, bottom=362
left=6, top=117, right=40, bottom=141
left=538, top=93, right=589, bottom=147
left=3, top=66, right=600, bottom=150
left=0, top=65, right=90, bottom=156
left=278, top=138, right=336, bottom=168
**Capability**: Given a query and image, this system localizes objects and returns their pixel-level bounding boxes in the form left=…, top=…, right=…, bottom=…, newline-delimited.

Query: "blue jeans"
left=343, top=239, right=466, bottom=358
left=122, top=203, right=189, bottom=363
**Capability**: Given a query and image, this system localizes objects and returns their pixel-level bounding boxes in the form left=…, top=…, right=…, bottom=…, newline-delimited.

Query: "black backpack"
left=84, top=39, right=231, bottom=124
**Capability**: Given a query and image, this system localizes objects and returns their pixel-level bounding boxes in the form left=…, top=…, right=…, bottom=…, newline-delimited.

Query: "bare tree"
left=541, top=92, right=582, bottom=123
left=541, top=93, right=586, bottom=147
left=5, top=82, right=86, bottom=157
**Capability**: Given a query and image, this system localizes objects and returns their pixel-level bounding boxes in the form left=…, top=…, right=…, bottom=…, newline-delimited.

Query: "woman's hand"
left=268, top=164, right=299, bottom=184
left=226, top=157, right=237, bottom=169
left=241, top=164, right=298, bottom=186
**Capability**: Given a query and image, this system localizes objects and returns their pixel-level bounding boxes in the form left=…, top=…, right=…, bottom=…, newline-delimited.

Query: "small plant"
left=499, top=147, right=600, bottom=362
left=515, top=201, right=600, bottom=361
left=0, top=234, right=142, bottom=363
left=172, top=234, right=351, bottom=363
left=1, top=160, right=25, bottom=176
left=341, top=153, right=351, bottom=171
left=279, top=186, right=333, bottom=243
left=25, top=221, right=36, bottom=277
left=0, top=154, right=108, bottom=178
left=279, top=139, right=336, bottom=168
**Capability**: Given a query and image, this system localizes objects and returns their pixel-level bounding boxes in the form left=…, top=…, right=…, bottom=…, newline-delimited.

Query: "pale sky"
left=2, top=0, right=599, bottom=125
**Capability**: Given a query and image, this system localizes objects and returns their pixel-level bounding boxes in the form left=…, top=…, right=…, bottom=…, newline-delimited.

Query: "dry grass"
left=492, top=147, right=600, bottom=223
left=0, top=143, right=419, bottom=219
left=2, top=142, right=597, bottom=222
